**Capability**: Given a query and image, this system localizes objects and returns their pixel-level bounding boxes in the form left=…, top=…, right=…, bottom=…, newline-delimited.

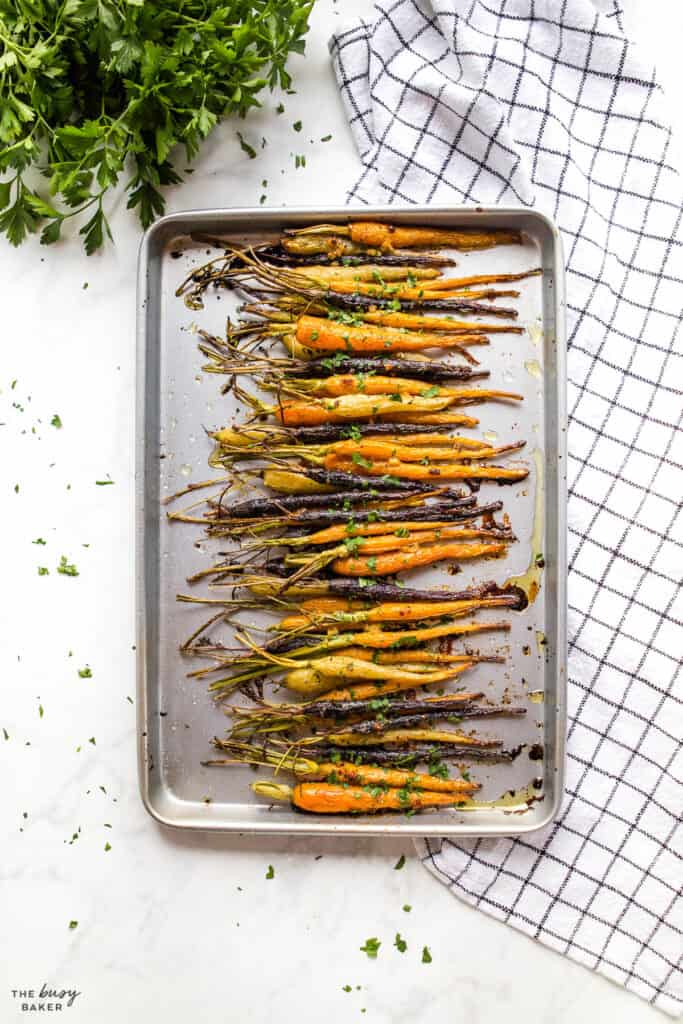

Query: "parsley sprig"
left=0, top=1, right=313, bottom=252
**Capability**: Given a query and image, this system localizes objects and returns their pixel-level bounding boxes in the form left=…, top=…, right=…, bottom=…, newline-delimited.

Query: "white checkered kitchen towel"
left=330, top=0, right=682, bottom=1014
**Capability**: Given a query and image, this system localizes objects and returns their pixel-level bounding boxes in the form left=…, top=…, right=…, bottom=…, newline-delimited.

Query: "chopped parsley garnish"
left=422, top=946, right=433, bottom=963
left=359, top=937, right=381, bottom=959
left=32, top=538, right=46, bottom=545
left=366, top=557, right=377, bottom=571
left=37, top=567, right=49, bottom=576
left=394, top=854, right=406, bottom=870
left=292, top=120, right=302, bottom=132
left=402, top=904, right=412, bottom=912
left=78, top=667, right=92, bottom=679
left=57, top=556, right=79, bottom=577
left=420, top=385, right=440, bottom=398
left=265, top=865, right=275, bottom=879
left=236, top=131, right=257, bottom=159
left=351, top=453, right=373, bottom=470
left=51, top=413, right=63, bottom=428
left=394, top=933, right=407, bottom=953
left=68, top=921, right=78, bottom=930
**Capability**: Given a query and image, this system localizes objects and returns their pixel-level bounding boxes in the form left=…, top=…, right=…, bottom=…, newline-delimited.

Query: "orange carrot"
left=325, top=455, right=528, bottom=482
left=291, top=781, right=468, bottom=813
left=316, top=661, right=476, bottom=701
left=347, top=222, right=521, bottom=251
left=277, top=594, right=516, bottom=631
left=315, top=762, right=478, bottom=794
left=324, top=439, right=524, bottom=462
left=321, top=280, right=518, bottom=301
left=295, top=315, right=485, bottom=354
left=332, top=541, right=508, bottom=576
left=277, top=392, right=469, bottom=426
left=378, top=412, right=480, bottom=426
left=422, top=269, right=542, bottom=292
left=325, top=620, right=509, bottom=651
left=362, top=311, right=521, bottom=333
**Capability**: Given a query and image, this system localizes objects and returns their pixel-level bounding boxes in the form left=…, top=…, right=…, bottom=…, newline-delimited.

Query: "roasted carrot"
left=325, top=456, right=528, bottom=482
left=252, top=780, right=471, bottom=813
left=345, top=222, right=522, bottom=251
left=308, top=727, right=498, bottom=748
left=284, top=656, right=459, bottom=697
left=315, top=663, right=476, bottom=701
left=361, top=311, right=523, bottom=333
left=378, top=411, right=480, bottom=426
left=276, top=617, right=508, bottom=647
left=320, top=438, right=525, bottom=462
left=294, top=315, right=485, bottom=354
left=332, top=541, right=508, bottom=576
left=296, top=265, right=440, bottom=284
left=305, top=375, right=519, bottom=402
left=209, top=741, right=478, bottom=793
left=320, top=280, right=518, bottom=301
left=420, top=269, right=541, bottom=291
left=276, top=594, right=516, bottom=631
left=277, top=393, right=471, bottom=426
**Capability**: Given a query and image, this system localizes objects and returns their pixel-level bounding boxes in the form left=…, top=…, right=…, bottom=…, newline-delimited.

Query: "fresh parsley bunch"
left=0, top=0, right=313, bottom=252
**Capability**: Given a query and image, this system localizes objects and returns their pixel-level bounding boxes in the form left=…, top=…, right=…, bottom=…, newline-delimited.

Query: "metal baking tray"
left=136, top=205, right=566, bottom=836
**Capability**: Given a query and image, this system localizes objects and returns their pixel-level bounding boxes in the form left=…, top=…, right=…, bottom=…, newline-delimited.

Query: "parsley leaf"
left=360, top=937, right=381, bottom=959
left=0, top=3, right=314, bottom=252
left=57, top=556, right=79, bottom=577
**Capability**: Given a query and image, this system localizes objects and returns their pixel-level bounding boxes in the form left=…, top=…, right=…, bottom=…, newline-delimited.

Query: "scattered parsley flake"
left=2, top=728, right=8, bottom=741
left=402, top=904, right=412, bottom=912
left=422, top=946, right=433, bottom=963
left=88, top=736, right=96, bottom=745
left=266, top=864, right=274, bottom=879
left=51, top=413, right=63, bottom=428
left=104, top=842, right=111, bottom=852
left=394, top=854, right=406, bottom=870
left=57, top=556, right=79, bottom=576
left=32, top=538, right=46, bottom=545
left=320, top=134, right=332, bottom=142
left=68, top=921, right=78, bottom=930
left=394, top=933, right=407, bottom=953
left=293, top=120, right=302, bottom=132
left=342, top=985, right=352, bottom=993
left=360, top=937, right=381, bottom=959
left=236, top=132, right=257, bottom=159
left=38, top=567, right=49, bottom=576
left=95, top=479, right=114, bottom=486
left=78, top=667, right=92, bottom=679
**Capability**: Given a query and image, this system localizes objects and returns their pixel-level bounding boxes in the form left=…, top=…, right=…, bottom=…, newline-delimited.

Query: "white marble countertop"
left=2, top=2, right=679, bottom=1020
